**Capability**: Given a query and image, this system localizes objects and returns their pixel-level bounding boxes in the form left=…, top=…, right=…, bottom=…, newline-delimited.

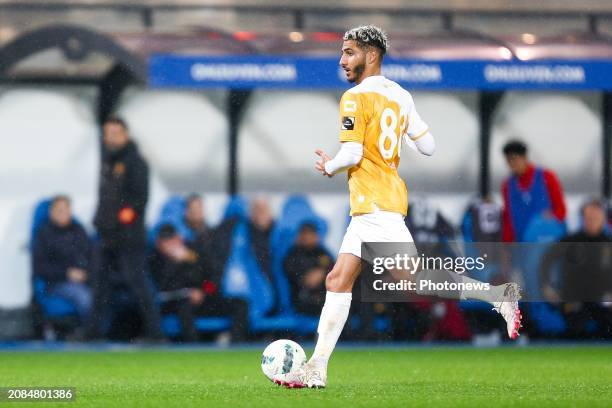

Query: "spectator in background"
left=406, top=198, right=457, bottom=252
left=501, top=140, right=567, bottom=242
left=400, top=198, right=471, bottom=341
left=90, top=116, right=163, bottom=340
left=206, top=197, right=276, bottom=295
left=462, top=196, right=503, bottom=243
left=33, top=195, right=93, bottom=328
left=283, top=223, right=332, bottom=315
left=249, top=197, right=276, bottom=289
left=151, top=224, right=248, bottom=343
left=540, top=199, right=612, bottom=338
left=149, top=224, right=206, bottom=342
left=183, top=194, right=213, bottom=283
left=184, top=194, right=211, bottom=250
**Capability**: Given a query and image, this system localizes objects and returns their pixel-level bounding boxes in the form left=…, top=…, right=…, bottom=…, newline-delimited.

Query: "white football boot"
left=492, top=282, right=523, bottom=339
left=273, top=362, right=327, bottom=389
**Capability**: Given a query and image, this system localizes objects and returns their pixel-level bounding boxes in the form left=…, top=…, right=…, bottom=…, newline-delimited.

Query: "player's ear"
left=367, top=49, right=381, bottom=65
left=366, top=49, right=377, bottom=65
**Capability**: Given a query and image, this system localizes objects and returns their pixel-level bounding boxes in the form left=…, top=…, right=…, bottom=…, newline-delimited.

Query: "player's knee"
left=325, top=270, right=337, bottom=291
left=325, top=267, right=350, bottom=292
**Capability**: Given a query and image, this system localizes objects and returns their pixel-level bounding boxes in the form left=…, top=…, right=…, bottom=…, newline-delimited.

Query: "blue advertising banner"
left=149, top=55, right=612, bottom=91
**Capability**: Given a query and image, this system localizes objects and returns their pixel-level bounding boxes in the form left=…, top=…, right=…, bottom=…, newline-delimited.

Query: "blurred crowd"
left=30, top=117, right=612, bottom=344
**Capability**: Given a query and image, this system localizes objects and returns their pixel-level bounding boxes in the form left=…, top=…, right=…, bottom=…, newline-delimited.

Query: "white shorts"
left=339, top=208, right=414, bottom=258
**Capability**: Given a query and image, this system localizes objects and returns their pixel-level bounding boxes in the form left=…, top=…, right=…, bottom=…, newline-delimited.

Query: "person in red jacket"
left=501, top=140, right=567, bottom=242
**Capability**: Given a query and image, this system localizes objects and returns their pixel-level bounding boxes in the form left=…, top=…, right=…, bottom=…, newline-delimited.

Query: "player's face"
left=339, top=40, right=367, bottom=83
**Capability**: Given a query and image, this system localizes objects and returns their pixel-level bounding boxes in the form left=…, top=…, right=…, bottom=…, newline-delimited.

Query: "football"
left=261, top=339, right=307, bottom=381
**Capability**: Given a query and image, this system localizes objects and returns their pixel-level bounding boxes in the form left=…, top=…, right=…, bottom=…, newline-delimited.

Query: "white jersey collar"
left=360, top=75, right=385, bottom=84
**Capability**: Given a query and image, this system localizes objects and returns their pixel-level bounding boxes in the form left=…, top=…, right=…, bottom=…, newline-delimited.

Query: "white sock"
left=460, top=276, right=506, bottom=304
left=309, top=291, right=352, bottom=370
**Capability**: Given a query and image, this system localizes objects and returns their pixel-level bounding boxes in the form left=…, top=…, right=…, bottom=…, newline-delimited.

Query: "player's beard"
left=350, top=61, right=366, bottom=83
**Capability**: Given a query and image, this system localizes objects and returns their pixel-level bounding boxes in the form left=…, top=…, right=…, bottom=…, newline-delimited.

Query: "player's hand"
left=303, top=267, right=326, bottom=289
left=170, top=244, right=195, bottom=263
left=67, top=267, right=87, bottom=283
left=189, top=288, right=205, bottom=305
left=543, top=285, right=560, bottom=304
left=315, top=149, right=332, bottom=177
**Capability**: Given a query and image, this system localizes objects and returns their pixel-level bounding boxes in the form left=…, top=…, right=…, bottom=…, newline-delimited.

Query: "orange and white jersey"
left=339, top=75, right=429, bottom=216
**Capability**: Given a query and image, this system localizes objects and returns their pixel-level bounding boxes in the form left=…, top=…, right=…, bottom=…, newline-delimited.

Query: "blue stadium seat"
left=31, top=199, right=52, bottom=247
left=149, top=195, right=193, bottom=243
left=218, top=196, right=299, bottom=333
left=519, top=216, right=567, bottom=336
left=33, top=277, right=77, bottom=318
left=527, top=302, right=566, bottom=335
left=523, top=215, right=566, bottom=244
left=221, top=222, right=253, bottom=300
left=348, top=315, right=391, bottom=333
left=223, top=195, right=249, bottom=220
left=269, top=195, right=329, bottom=333
left=220, top=196, right=256, bottom=300
left=460, top=208, right=474, bottom=243
left=161, top=315, right=231, bottom=338
left=270, top=195, right=327, bottom=312
left=521, top=215, right=566, bottom=300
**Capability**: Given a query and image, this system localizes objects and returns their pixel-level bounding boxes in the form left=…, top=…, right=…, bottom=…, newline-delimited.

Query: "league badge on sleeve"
left=341, top=116, right=355, bottom=130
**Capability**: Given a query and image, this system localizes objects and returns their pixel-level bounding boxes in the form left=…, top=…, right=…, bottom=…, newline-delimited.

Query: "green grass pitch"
left=1, top=346, right=611, bottom=407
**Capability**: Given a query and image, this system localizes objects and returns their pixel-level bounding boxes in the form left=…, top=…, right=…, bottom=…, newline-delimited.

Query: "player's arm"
left=404, top=129, right=435, bottom=156
left=403, top=94, right=435, bottom=156
left=320, top=142, right=363, bottom=176
left=315, top=91, right=366, bottom=177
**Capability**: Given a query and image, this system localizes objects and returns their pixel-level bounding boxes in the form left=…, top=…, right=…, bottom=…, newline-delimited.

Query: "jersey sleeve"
left=405, top=93, right=429, bottom=141
left=339, top=91, right=366, bottom=143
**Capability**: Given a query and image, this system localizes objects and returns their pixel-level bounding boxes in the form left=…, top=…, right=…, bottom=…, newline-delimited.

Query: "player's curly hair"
left=343, top=25, right=389, bottom=55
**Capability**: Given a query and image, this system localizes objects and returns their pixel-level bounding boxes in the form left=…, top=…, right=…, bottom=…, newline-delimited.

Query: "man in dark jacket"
left=89, top=116, right=162, bottom=340
left=151, top=224, right=249, bottom=342
left=150, top=224, right=206, bottom=342
left=283, top=223, right=333, bottom=315
left=540, top=199, right=612, bottom=338
left=33, top=195, right=93, bottom=325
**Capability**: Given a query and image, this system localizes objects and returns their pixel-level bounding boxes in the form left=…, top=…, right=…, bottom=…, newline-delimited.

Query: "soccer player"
left=274, top=25, right=521, bottom=389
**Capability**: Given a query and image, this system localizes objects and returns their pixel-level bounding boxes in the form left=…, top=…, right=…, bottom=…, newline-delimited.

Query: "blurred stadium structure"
left=1, top=0, right=611, bottom=341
